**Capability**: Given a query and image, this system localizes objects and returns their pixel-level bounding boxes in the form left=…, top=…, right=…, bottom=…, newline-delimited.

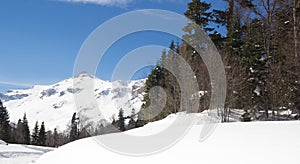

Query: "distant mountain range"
left=0, top=73, right=145, bottom=131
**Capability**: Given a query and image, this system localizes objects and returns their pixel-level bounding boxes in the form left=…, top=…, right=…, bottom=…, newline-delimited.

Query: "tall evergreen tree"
left=268, top=0, right=300, bottom=119
left=31, top=121, right=39, bottom=145
left=242, top=18, right=268, bottom=120
left=137, top=0, right=299, bottom=123
left=38, top=122, right=46, bottom=146
left=0, top=100, right=10, bottom=142
left=22, top=114, right=31, bottom=145
left=15, top=119, right=24, bottom=144
left=70, top=113, right=78, bottom=142
left=184, top=0, right=213, bottom=32
left=118, top=109, right=125, bottom=132
left=45, top=130, right=53, bottom=147
left=139, top=60, right=167, bottom=122
left=183, top=0, right=218, bottom=113
left=53, top=128, right=58, bottom=148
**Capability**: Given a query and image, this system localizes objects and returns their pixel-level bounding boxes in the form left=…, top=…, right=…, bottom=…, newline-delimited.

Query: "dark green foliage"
left=139, top=1, right=217, bottom=122
left=15, top=119, right=24, bottom=144
left=0, top=0, right=298, bottom=149
left=118, top=109, right=125, bottom=132
left=53, top=128, right=58, bottom=147
left=38, top=122, right=46, bottom=146
left=22, top=114, right=31, bottom=145
left=45, top=129, right=64, bottom=147
left=184, top=0, right=213, bottom=32
left=70, top=113, right=78, bottom=142
left=209, top=31, right=226, bottom=50
left=138, top=41, right=183, bottom=122
left=0, top=100, right=10, bottom=142
left=138, top=0, right=299, bottom=123
left=242, top=19, right=267, bottom=116
left=31, top=121, right=39, bottom=145
left=9, top=114, right=32, bottom=144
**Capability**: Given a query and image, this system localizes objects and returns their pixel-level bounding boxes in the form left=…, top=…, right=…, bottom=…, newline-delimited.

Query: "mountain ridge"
left=1, top=74, right=145, bottom=131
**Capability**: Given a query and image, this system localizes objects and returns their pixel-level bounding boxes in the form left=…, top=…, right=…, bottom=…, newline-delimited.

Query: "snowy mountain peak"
left=73, top=71, right=94, bottom=79
left=2, top=76, right=145, bottom=131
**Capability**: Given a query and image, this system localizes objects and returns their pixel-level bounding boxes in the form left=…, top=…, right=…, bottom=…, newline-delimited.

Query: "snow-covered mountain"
left=0, top=73, right=145, bottom=131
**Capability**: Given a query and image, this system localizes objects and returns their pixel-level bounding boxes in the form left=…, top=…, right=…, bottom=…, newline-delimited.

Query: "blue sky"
left=0, top=0, right=226, bottom=93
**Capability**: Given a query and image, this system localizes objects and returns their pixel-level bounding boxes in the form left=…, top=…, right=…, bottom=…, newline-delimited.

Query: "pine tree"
left=53, top=128, right=58, bottom=147
left=269, top=0, right=300, bottom=119
left=139, top=63, right=165, bottom=122
left=118, top=109, right=125, bottom=132
left=15, top=119, right=24, bottom=144
left=0, top=100, right=10, bottom=142
left=184, top=0, right=213, bottom=32
left=183, top=0, right=214, bottom=50
left=182, top=0, right=216, bottom=114
left=38, top=122, right=46, bottom=146
left=137, top=0, right=299, bottom=122
left=22, top=114, right=31, bottom=145
left=70, top=113, right=78, bottom=142
left=290, top=0, right=300, bottom=115
left=31, top=121, right=39, bottom=145
left=242, top=18, right=267, bottom=120
left=45, top=130, right=53, bottom=147
left=166, top=41, right=181, bottom=114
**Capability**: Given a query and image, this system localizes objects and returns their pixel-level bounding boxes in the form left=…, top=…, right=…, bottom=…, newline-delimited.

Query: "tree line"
left=138, top=0, right=299, bottom=123
left=0, top=100, right=75, bottom=146
left=0, top=99, right=142, bottom=146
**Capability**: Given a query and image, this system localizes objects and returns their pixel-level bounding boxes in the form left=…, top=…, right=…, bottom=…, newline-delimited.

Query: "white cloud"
left=137, top=10, right=181, bottom=20
left=0, top=81, right=33, bottom=87
left=59, top=0, right=134, bottom=7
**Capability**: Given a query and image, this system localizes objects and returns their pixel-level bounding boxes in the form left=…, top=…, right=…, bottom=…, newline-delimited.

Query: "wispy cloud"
left=0, top=81, right=33, bottom=87
left=137, top=10, right=181, bottom=20
left=58, top=0, right=134, bottom=7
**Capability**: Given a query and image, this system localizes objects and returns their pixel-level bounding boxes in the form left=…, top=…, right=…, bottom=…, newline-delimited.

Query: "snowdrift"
left=33, top=114, right=300, bottom=164
left=0, top=143, right=54, bottom=164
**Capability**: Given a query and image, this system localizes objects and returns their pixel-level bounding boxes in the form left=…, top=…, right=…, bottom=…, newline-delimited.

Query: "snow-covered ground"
left=0, top=73, right=145, bottom=131
left=32, top=113, right=300, bottom=164
left=0, top=140, right=54, bottom=164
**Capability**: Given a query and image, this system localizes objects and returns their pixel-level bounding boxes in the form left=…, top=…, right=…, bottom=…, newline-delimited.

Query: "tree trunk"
left=293, top=0, right=298, bottom=58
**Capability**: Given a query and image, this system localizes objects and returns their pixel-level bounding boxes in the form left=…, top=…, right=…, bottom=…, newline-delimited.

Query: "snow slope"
left=33, top=113, right=300, bottom=164
left=0, top=141, right=54, bottom=164
left=1, top=73, right=145, bottom=131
